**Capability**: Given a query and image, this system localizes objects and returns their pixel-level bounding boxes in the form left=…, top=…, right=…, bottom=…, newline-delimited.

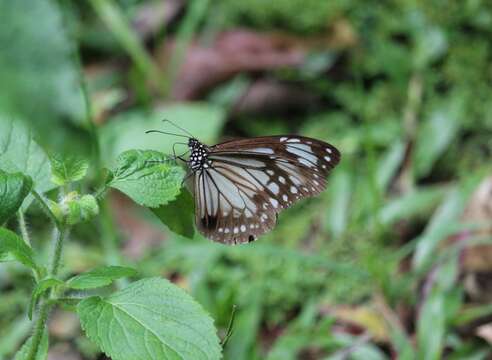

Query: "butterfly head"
left=188, top=138, right=211, bottom=171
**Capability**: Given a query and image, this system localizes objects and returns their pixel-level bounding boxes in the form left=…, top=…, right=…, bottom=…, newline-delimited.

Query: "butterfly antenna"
left=162, top=119, right=196, bottom=139
left=145, top=130, right=190, bottom=139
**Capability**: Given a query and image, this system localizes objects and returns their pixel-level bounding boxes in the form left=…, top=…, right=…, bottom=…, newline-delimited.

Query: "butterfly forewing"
left=190, top=135, right=340, bottom=245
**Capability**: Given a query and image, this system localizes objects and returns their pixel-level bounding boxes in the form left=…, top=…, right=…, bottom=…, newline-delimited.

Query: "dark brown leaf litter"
left=157, top=22, right=357, bottom=100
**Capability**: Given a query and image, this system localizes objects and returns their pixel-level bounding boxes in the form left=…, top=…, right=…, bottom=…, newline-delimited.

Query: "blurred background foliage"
left=1, top=0, right=492, bottom=359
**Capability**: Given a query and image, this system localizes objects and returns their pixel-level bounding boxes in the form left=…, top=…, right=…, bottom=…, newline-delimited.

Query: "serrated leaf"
left=0, top=117, right=54, bottom=208
left=152, top=189, right=195, bottom=238
left=50, top=154, right=89, bottom=186
left=109, top=150, right=185, bottom=208
left=0, top=170, right=32, bottom=224
left=28, top=277, right=64, bottom=320
left=77, top=277, right=221, bottom=360
left=14, top=329, right=48, bottom=360
left=67, top=266, right=137, bottom=290
left=100, top=103, right=226, bottom=165
left=0, top=227, right=39, bottom=272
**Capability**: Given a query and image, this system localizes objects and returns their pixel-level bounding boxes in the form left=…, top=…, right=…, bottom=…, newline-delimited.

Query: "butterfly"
left=147, top=122, right=340, bottom=245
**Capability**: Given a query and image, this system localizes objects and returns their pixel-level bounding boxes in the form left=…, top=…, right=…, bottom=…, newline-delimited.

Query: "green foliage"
left=66, top=265, right=137, bottom=289
left=100, top=103, right=226, bottom=165
left=108, top=150, right=185, bottom=208
left=0, top=0, right=86, bottom=149
left=14, top=329, right=48, bottom=360
left=77, top=278, right=221, bottom=360
left=28, top=278, right=64, bottom=320
left=414, top=96, right=464, bottom=178
left=412, top=175, right=482, bottom=272
left=214, top=0, right=349, bottom=33
left=0, top=117, right=54, bottom=206
left=50, top=154, right=89, bottom=186
left=2, top=0, right=492, bottom=358
left=0, top=171, right=32, bottom=224
left=417, top=288, right=446, bottom=360
left=56, top=192, right=100, bottom=225
left=152, top=190, right=195, bottom=238
left=0, top=227, right=39, bottom=274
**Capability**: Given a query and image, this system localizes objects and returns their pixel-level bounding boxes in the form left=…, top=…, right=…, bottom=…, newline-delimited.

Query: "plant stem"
left=89, top=0, right=167, bottom=96
left=17, top=211, right=31, bottom=246
left=27, top=204, right=68, bottom=359
left=25, top=299, right=50, bottom=360
left=49, top=227, right=67, bottom=277
left=31, top=190, right=60, bottom=229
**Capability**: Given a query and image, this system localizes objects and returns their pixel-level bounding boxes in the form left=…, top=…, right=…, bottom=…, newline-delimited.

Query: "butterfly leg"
left=172, top=142, right=189, bottom=163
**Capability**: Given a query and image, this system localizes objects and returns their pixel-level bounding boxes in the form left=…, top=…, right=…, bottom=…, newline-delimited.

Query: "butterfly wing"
left=192, top=136, right=340, bottom=244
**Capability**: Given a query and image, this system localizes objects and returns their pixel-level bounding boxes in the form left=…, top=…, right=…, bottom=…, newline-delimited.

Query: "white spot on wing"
left=270, top=198, right=279, bottom=208
left=268, top=182, right=280, bottom=194
left=282, top=194, right=288, bottom=201
left=324, top=156, right=331, bottom=162
left=233, top=227, right=239, bottom=234
left=279, top=176, right=286, bottom=184
left=286, top=138, right=300, bottom=143
left=326, top=148, right=332, bottom=154
left=280, top=137, right=288, bottom=142
left=240, top=225, right=246, bottom=232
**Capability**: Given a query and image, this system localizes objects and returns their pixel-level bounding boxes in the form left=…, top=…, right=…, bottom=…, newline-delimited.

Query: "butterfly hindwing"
left=191, top=136, right=340, bottom=244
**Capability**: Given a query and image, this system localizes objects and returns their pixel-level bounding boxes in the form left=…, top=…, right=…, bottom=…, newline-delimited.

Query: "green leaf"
left=0, top=0, right=85, bottom=143
left=28, top=277, right=64, bottom=320
left=14, top=329, right=48, bottom=360
left=414, top=97, right=463, bottom=178
left=100, top=103, right=226, bottom=165
left=50, top=154, right=89, bottom=186
left=0, top=117, right=54, bottom=207
left=412, top=174, right=482, bottom=272
left=152, top=189, right=195, bottom=238
left=109, top=150, right=185, bottom=208
left=0, top=227, right=38, bottom=272
left=378, top=186, right=447, bottom=226
left=77, top=277, right=221, bottom=360
left=324, top=168, right=351, bottom=237
left=67, top=265, right=137, bottom=290
left=417, top=289, right=446, bottom=360
left=0, top=170, right=32, bottom=224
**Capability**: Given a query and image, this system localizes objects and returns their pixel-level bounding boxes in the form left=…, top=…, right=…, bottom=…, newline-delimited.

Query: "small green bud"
left=57, top=192, right=100, bottom=225
left=79, top=194, right=99, bottom=222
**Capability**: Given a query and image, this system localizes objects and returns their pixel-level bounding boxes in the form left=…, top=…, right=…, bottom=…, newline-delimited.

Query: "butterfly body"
left=188, top=138, right=211, bottom=171
left=184, top=135, right=341, bottom=245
